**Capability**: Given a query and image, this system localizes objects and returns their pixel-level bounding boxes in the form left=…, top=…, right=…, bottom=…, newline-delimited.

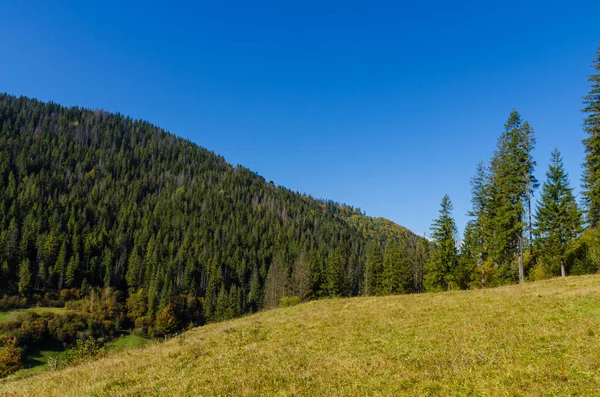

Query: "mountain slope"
left=0, top=93, right=424, bottom=324
left=3, top=275, right=600, bottom=396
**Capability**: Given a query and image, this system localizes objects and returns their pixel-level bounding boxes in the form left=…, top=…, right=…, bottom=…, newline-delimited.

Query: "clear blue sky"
left=1, top=1, right=599, bottom=237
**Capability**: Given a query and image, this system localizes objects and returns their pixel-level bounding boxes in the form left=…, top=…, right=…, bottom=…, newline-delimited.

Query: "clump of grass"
left=2, top=275, right=600, bottom=396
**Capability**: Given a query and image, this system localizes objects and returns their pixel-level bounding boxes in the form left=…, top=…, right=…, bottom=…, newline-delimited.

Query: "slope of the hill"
left=0, top=93, right=424, bottom=323
left=3, top=275, right=600, bottom=396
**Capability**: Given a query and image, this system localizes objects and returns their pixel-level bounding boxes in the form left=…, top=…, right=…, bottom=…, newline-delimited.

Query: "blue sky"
left=1, top=1, right=599, bottom=236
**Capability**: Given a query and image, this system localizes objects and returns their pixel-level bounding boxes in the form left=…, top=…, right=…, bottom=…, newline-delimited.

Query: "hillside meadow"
left=2, top=275, right=600, bottom=396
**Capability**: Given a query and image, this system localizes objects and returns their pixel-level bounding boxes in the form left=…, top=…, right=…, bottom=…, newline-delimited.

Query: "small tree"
left=425, top=195, right=459, bottom=291
left=534, top=149, right=582, bottom=276
left=324, top=248, right=346, bottom=297
left=18, top=259, right=31, bottom=297
left=365, top=241, right=383, bottom=295
left=153, top=303, right=178, bottom=337
left=0, top=337, right=22, bottom=378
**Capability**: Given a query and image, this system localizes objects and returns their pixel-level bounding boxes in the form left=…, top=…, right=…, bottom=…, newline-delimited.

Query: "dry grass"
left=2, top=275, right=600, bottom=396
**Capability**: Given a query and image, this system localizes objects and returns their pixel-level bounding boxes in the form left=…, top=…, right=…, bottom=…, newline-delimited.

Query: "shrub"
left=133, top=316, right=151, bottom=336
left=0, top=296, right=28, bottom=311
left=47, top=313, right=88, bottom=344
left=64, top=338, right=106, bottom=365
left=529, top=263, right=552, bottom=281
left=0, top=336, right=22, bottom=378
left=60, top=288, right=81, bottom=302
left=279, top=296, right=301, bottom=308
left=152, top=304, right=178, bottom=337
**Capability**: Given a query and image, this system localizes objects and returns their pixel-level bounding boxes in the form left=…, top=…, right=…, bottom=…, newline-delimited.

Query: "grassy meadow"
left=2, top=275, right=600, bottom=396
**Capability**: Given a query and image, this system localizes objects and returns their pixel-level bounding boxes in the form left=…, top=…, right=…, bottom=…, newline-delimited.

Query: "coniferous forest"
left=0, top=93, right=425, bottom=332
left=0, top=43, right=599, bottom=378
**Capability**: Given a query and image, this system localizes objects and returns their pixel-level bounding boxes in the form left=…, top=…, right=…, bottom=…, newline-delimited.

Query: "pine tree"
left=364, top=241, right=383, bottom=295
left=324, top=248, right=346, bottom=297
left=488, top=110, right=536, bottom=283
left=424, top=195, right=459, bottom=291
left=467, top=162, right=490, bottom=287
left=55, top=241, right=68, bottom=292
left=65, top=254, right=79, bottom=288
left=458, top=221, right=478, bottom=289
left=18, top=258, right=31, bottom=296
left=381, top=239, right=402, bottom=294
left=582, top=44, right=600, bottom=227
left=125, top=249, right=142, bottom=290
left=534, top=149, right=582, bottom=277
left=411, top=239, right=429, bottom=293
left=307, top=251, right=324, bottom=298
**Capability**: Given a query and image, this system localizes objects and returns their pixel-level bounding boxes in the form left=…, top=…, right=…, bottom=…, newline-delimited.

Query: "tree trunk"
left=479, top=254, right=485, bottom=288
left=527, top=184, right=533, bottom=256
left=518, top=235, right=524, bottom=284
left=560, top=259, right=566, bottom=278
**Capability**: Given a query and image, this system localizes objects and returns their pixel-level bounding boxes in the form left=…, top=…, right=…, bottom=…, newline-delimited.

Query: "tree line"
left=424, top=44, right=600, bottom=290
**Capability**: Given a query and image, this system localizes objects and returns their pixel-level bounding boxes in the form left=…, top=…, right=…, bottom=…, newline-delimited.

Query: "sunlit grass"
left=0, top=307, right=71, bottom=322
left=2, top=275, right=600, bottom=396
left=106, top=334, right=152, bottom=351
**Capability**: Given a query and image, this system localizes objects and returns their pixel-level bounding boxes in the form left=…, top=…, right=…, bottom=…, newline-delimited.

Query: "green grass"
left=0, top=307, right=71, bottom=322
left=18, top=344, right=67, bottom=376
left=106, top=334, right=152, bottom=351
left=8, top=334, right=151, bottom=378
left=2, top=275, right=600, bottom=396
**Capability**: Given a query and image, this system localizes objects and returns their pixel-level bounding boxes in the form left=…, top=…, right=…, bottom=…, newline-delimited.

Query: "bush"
left=529, top=263, right=552, bottom=281
left=47, top=313, right=88, bottom=344
left=152, top=304, right=178, bottom=337
left=133, top=316, right=151, bottom=336
left=64, top=338, right=106, bottom=365
left=60, top=288, right=81, bottom=302
left=0, top=336, right=22, bottom=378
left=279, top=296, right=301, bottom=308
left=0, top=296, right=28, bottom=311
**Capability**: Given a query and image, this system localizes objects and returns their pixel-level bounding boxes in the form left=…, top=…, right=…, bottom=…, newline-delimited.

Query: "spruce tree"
left=424, top=195, right=458, bottom=291
left=488, top=110, right=536, bottom=283
left=18, top=258, right=31, bottom=296
left=381, top=239, right=403, bottom=294
left=534, top=149, right=582, bottom=277
left=467, top=162, right=490, bottom=287
left=364, top=241, right=383, bottom=295
left=458, top=221, right=478, bottom=289
left=324, top=248, right=346, bottom=297
left=582, top=44, right=600, bottom=227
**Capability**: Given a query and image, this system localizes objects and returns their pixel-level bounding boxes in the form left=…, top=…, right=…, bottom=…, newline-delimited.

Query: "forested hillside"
left=0, top=93, right=425, bottom=325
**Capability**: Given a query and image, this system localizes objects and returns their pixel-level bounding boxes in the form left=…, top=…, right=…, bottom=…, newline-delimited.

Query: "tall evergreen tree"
left=18, top=258, right=31, bottom=296
left=458, top=221, right=478, bottom=289
left=381, top=239, right=411, bottom=294
left=324, top=248, right=346, bottom=297
left=467, top=162, right=490, bottom=287
left=582, top=44, right=600, bottom=227
left=534, top=149, right=582, bottom=277
left=424, top=195, right=458, bottom=291
left=364, top=241, right=383, bottom=295
left=410, top=238, right=429, bottom=293
left=488, top=110, right=536, bottom=283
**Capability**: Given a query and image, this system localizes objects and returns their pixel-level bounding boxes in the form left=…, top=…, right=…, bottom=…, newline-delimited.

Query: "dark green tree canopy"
left=582, top=44, right=600, bottom=227
left=424, top=195, right=458, bottom=292
left=534, top=149, right=582, bottom=276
